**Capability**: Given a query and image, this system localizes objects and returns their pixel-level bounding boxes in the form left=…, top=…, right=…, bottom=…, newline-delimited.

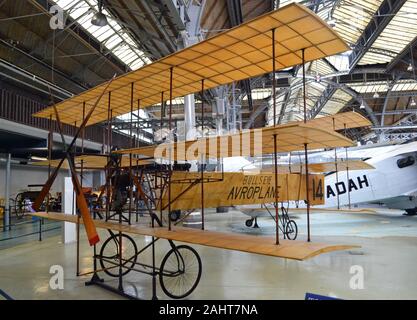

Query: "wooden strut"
left=160, top=92, right=164, bottom=138
left=129, top=82, right=134, bottom=225
left=302, top=48, right=311, bottom=242
left=53, top=103, right=98, bottom=246
left=168, top=67, right=173, bottom=231
left=344, top=123, right=351, bottom=209
left=76, top=102, right=86, bottom=277
left=273, top=134, right=280, bottom=245
left=272, top=27, right=279, bottom=245
left=201, top=79, right=205, bottom=231
left=32, top=75, right=116, bottom=246
left=45, top=86, right=54, bottom=212
left=159, top=93, right=164, bottom=224
left=332, top=117, right=340, bottom=209
left=48, top=115, right=52, bottom=185
left=106, top=92, right=112, bottom=222
left=304, top=143, right=311, bottom=242
left=137, top=99, right=141, bottom=223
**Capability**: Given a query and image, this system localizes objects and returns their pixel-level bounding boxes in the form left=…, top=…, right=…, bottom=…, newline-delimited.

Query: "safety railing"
left=0, top=88, right=134, bottom=148
left=0, top=210, right=61, bottom=249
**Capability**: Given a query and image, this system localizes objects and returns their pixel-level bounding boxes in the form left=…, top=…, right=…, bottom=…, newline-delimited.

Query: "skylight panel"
left=53, top=0, right=150, bottom=70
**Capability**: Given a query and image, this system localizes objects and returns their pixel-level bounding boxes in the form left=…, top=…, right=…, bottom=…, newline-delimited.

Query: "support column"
left=3, top=153, right=11, bottom=231
left=62, top=177, right=76, bottom=244
left=184, top=94, right=196, bottom=141
left=180, top=30, right=198, bottom=142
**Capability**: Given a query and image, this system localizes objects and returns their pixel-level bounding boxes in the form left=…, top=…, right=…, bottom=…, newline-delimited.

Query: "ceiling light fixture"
left=411, top=98, right=416, bottom=107
left=327, top=19, right=336, bottom=28
left=91, top=0, right=108, bottom=27
left=373, top=91, right=380, bottom=98
left=327, top=12, right=336, bottom=28
left=360, top=99, right=366, bottom=109
left=407, top=63, right=413, bottom=72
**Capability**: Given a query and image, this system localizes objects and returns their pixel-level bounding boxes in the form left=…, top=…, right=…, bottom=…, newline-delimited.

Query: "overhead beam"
left=387, top=36, right=417, bottom=72
left=373, top=125, right=417, bottom=130
left=136, top=0, right=177, bottom=53
left=348, top=0, right=407, bottom=69
left=309, top=0, right=407, bottom=118
left=31, top=0, right=127, bottom=74
left=108, top=0, right=169, bottom=59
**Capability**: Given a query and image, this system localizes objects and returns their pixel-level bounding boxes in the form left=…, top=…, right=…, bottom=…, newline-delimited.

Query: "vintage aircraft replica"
left=239, top=140, right=417, bottom=227
left=29, top=3, right=367, bottom=300
left=321, top=141, right=417, bottom=214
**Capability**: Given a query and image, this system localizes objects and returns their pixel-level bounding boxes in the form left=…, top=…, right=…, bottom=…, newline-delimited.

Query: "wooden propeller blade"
left=71, top=171, right=99, bottom=245
left=32, top=157, right=65, bottom=211
left=32, top=75, right=116, bottom=212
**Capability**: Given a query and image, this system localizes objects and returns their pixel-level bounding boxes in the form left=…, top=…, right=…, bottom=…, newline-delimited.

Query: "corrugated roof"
left=348, top=79, right=417, bottom=93
left=332, top=0, right=382, bottom=45
left=53, top=0, right=151, bottom=70
left=321, top=89, right=353, bottom=115
left=359, top=0, right=417, bottom=65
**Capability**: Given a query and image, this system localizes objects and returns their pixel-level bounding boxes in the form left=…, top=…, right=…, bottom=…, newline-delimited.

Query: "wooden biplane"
left=29, top=3, right=367, bottom=300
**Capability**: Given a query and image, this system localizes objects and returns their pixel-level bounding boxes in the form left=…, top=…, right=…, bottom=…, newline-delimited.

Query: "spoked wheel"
left=245, top=219, right=254, bottom=227
left=14, top=193, right=27, bottom=219
left=99, top=233, right=138, bottom=277
left=285, top=220, right=298, bottom=240
left=159, top=245, right=202, bottom=299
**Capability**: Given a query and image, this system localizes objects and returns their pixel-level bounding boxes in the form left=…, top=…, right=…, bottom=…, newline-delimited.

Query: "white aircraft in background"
left=229, top=141, right=417, bottom=226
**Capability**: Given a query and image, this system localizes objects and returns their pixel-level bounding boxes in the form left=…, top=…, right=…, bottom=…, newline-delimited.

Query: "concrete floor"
left=1, top=208, right=417, bottom=300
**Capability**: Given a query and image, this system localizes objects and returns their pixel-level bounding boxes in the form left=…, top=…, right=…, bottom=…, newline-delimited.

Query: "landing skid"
left=86, top=273, right=143, bottom=300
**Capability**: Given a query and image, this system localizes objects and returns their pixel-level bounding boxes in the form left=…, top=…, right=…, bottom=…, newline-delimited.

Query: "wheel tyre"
left=170, top=210, right=181, bottom=221
left=159, top=245, right=202, bottom=299
left=99, top=234, right=138, bottom=277
left=245, top=219, right=254, bottom=227
left=405, top=208, right=417, bottom=216
left=285, top=220, right=298, bottom=240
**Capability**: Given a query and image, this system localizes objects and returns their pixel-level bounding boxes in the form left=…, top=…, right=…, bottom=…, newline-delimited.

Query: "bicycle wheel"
left=99, top=233, right=138, bottom=277
left=159, top=245, right=202, bottom=299
left=285, top=220, right=298, bottom=240
left=14, top=193, right=26, bottom=219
